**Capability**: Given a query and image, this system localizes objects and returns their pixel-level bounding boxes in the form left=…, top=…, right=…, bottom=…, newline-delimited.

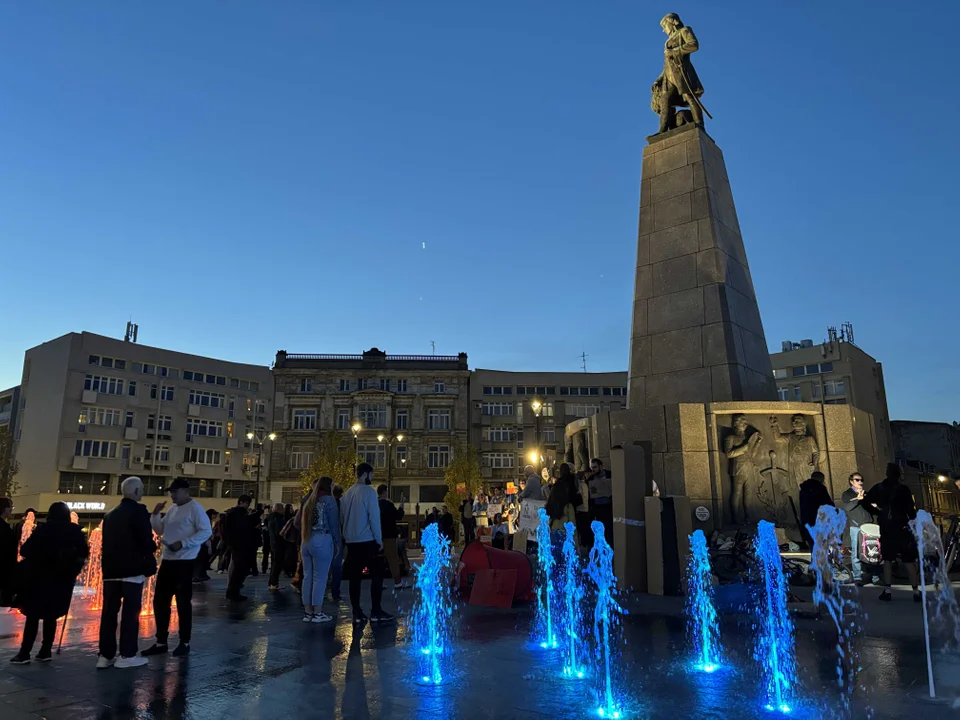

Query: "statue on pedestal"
left=723, top=414, right=762, bottom=524
left=651, top=13, right=710, bottom=134
left=769, top=414, right=821, bottom=488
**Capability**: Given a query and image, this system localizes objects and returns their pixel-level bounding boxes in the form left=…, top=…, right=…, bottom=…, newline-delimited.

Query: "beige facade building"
left=769, top=329, right=893, bottom=475
left=469, top=369, right=628, bottom=485
left=269, top=348, right=470, bottom=507
left=11, top=331, right=273, bottom=523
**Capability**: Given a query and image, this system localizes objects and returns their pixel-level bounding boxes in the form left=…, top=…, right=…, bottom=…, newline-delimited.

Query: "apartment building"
left=769, top=327, right=893, bottom=469
left=0, top=385, right=19, bottom=430
left=12, top=331, right=273, bottom=522
left=891, top=421, right=960, bottom=518
left=469, top=369, right=629, bottom=485
left=269, top=348, right=470, bottom=507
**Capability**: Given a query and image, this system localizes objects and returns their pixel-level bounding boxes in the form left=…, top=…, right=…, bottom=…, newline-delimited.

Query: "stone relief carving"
left=769, top=414, right=821, bottom=489
left=723, top=414, right=762, bottom=524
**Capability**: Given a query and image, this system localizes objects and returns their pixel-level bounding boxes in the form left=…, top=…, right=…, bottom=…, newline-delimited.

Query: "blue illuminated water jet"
left=807, top=505, right=859, bottom=713
left=686, top=529, right=722, bottom=673
left=586, top=520, right=624, bottom=719
left=753, top=520, right=797, bottom=714
left=412, top=523, right=453, bottom=685
left=560, top=521, right=586, bottom=679
left=535, top=507, right=558, bottom=649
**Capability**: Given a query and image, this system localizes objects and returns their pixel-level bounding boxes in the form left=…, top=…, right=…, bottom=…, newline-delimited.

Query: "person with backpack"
left=865, top=463, right=921, bottom=602
left=840, top=472, right=880, bottom=586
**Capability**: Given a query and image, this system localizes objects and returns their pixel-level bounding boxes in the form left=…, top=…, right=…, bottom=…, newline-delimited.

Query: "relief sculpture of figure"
left=651, top=13, right=710, bottom=134
left=724, top=414, right=762, bottom=525
left=769, top=414, right=821, bottom=489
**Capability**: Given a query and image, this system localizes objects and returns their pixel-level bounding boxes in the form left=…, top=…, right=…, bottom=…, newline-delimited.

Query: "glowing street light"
left=245, top=428, right=277, bottom=503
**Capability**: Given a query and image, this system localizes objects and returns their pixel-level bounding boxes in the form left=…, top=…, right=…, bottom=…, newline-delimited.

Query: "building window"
left=358, top=404, right=387, bottom=428
left=128, top=381, right=137, bottom=397
left=379, top=378, right=390, bottom=391
left=825, top=380, right=845, bottom=397
left=420, top=484, right=447, bottom=503
left=151, top=385, right=175, bottom=402
left=812, top=384, right=821, bottom=400
left=228, top=378, right=259, bottom=392
left=292, top=409, right=317, bottom=431
left=188, top=390, right=224, bottom=408
left=84, top=375, right=125, bottom=396
left=184, top=447, right=222, bottom=465
left=299, top=378, right=313, bottom=393
left=481, top=402, right=514, bottom=416
left=221, top=480, right=256, bottom=498
left=428, top=445, right=450, bottom=468
left=228, top=397, right=236, bottom=419
left=396, top=379, right=407, bottom=393
left=121, top=443, right=131, bottom=469
left=79, top=407, right=121, bottom=429
left=339, top=379, right=351, bottom=392
left=541, top=427, right=556, bottom=443
left=185, top=418, right=224, bottom=440
left=357, top=444, right=386, bottom=468
left=395, top=409, right=408, bottom=430
left=482, top=386, right=513, bottom=395
left=125, top=411, right=135, bottom=428
left=337, top=409, right=351, bottom=430
left=517, top=385, right=555, bottom=396
left=820, top=362, right=834, bottom=373
left=357, top=379, right=370, bottom=390
left=773, top=368, right=788, bottom=379
left=567, top=404, right=601, bottom=418
left=58, top=472, right=110, bottom=495
left=89, top=355, right=126, bottom=370
left=482, top=452, right=515, bottom=468
left=74, top=439, right=118, bottom=458
left=602, top=387, right=627, bottom=397
left=144, top=445, right=170, bottom=463
left=396, top=445, right=407, bottom=466
left=825, top=398, right=847, bottom=405
left=517, top=428, right=524, bottom=449
left=427, top=409, right=451, bottom=430
left=186, top=479, right=214, bottom=498
left=290, top=451, right=314, bottom=470
left=793, top=386, right=802, bottom=401
left=434, top=381, right=445, bottom=393
left=483, top=426, right=516, bottom=442
left=539, top=402, right=554, bottom=417
left=256, top=400, right=266, bottom=415
left=560, top=386, right=600, bottom=396
left=792, top=366, right=805, bottom=377
left=777, top=386, right=789, bottom=401
left=148, top=414, right=173, bottom=432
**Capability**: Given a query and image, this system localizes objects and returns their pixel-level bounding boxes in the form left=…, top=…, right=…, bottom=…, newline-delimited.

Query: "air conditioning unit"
left=781, top=341, right=793, bottom=352
left=800, top=339, right=814, bottom=348
left=133, top=456, right=143, bottom=464
left=176, top=462, right=184, bottom=469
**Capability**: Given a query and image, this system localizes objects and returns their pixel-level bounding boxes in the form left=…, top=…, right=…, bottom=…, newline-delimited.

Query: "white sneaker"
left=96, top=656, right=115, bottom=670
left=311, top=612, right=333, bottom=623
left=302, top=614, right=314, bottom=623
left=114, top=655, right=148, bottom=669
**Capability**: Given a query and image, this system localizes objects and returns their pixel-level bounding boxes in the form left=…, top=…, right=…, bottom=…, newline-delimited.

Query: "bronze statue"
left=769, top=414, right=821, bottom=488
left=724, top=414, right=762, bottom=524
left=651, top=13, right=709, bottom=134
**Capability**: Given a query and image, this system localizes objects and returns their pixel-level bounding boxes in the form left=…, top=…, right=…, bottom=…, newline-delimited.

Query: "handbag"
left=280, top=509, right=302, bottom=544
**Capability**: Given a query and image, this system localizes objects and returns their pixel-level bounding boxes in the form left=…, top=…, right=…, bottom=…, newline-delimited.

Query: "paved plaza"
left=0, top=571, right=958, bottom=719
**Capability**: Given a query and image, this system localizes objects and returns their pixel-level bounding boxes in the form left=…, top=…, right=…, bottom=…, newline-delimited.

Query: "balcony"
left=72, top=456, right=89, bottom=470
left=181, top=462, right=196, bottom=476
left=124, top=427, right=139, bottom=441
left=81, top=389, right=97, bottom=404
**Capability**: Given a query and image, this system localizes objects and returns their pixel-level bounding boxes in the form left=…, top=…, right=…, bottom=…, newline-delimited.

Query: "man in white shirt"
left=340, top=463, right=391, bottom=625
left=142, top=478, right=212, bottom=658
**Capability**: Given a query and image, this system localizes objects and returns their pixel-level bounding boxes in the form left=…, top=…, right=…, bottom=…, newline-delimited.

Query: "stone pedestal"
left=629, top=124, right=776, bottom=408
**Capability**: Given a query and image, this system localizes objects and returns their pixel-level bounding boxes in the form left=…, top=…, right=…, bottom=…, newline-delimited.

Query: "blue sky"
left=1, top=2, right=957, bottom=422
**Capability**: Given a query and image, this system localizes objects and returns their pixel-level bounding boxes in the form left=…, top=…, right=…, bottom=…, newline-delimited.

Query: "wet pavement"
left=0, top=572, right=958, bottom=719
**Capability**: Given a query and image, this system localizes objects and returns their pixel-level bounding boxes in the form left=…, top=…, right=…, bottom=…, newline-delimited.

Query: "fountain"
left=586, top=520, right=624, bottom=719
left=560, top=521, right=586, bottom=679
left=686, top=529, right=722, bottom=673
left=535, top=507, right=557, bottom=649
left=910, top=509, right=960, bottom=702
left=807, top=506, right=860, bottom=714
left=84, top=523, right=104, bottom=610
left=411, top=522, right=454, bottom=685
left=753, top=520, right=797, bottom=714
left=17, top=510, right=35, bottom=561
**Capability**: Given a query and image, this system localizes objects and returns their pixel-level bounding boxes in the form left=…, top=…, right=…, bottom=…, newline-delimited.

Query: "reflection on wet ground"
left=0, top=575, right=957, bottom=719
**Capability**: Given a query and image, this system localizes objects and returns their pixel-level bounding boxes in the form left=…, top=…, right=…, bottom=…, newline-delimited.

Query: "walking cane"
left=56, top=615, right=67, bottom=655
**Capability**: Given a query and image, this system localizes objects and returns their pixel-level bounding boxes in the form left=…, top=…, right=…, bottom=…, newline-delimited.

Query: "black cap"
left=165, top=478, right=190, bottom=492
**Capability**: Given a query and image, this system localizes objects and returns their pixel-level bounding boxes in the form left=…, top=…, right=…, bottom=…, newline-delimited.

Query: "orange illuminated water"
left=17, top=511, right=35, bottom=561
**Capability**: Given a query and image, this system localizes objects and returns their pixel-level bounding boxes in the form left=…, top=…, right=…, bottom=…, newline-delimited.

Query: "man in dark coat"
left=266, top=503, right=287, bottom=590
left=866, top=463, right=921, bottom=602
left=98, top=476, right=156, bottom=669
left=222, top=495, right=254, bottom=601
left=10, top=502, right=88, bottom=664
left=799, top=471, right=835, bottom=548
left=0, top=498, right=17, bottom=607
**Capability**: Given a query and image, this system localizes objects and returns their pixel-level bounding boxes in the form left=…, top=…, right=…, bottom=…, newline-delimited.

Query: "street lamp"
left=530, top=396, right=544, bottom=470
left=377, top=433, right=404, bottom=492
left=246, top=429, right=277, bottom=504
left=351, top=422, right=362, bottom=454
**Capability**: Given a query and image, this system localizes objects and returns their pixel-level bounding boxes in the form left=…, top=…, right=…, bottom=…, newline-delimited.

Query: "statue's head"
left=732, top=414, right=748, bottom=433
left=660, top=13, right=682, bottom=34
left=791, top=414, right=807, bottom=436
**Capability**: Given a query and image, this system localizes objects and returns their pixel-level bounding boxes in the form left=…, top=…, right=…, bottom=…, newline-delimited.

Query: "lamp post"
left=530, top=397, right=544, bottom=470
left=351, top=422, right=362, bottom=454
left=377, top=433, right=404, bottom=494
left=245, top=429, right=277, bottom=504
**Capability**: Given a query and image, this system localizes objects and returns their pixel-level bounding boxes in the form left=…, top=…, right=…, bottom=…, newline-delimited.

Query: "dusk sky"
left=1, top=2, right=957, bottom=422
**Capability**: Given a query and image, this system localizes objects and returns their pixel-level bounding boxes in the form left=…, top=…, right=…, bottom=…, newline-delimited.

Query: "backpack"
left=859, top=523, right=882, bottom=565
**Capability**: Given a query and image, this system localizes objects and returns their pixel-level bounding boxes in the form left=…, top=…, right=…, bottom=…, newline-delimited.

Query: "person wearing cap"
left=141, top=478, right=212, bottom=658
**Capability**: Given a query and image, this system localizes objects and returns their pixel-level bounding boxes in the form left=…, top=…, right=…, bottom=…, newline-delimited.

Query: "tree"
left=299, top=431, right=358, bottom=496
left=0, top=426, right=19, bottom=498
left=443, top=442, right=483, bottom=516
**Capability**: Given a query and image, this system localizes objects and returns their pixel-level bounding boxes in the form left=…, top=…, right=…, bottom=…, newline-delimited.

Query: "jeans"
left=99, top=581, right=143, bottom=659
left=154, top=559, right=194, bottom=644
left=268, top=543, right=286, bottom=587
left=226, top=550, right=249, bottom=598
left=462, top=518, right=476, bottom=544
left=301, top=533, right=334, bottom=608
left=330, top=546, right=343, bottom=599
left=346, top=540, right=384, bottom=615
left=20, top=615, right=56, bottom=655
left=849, top=526, right=880, bottom=582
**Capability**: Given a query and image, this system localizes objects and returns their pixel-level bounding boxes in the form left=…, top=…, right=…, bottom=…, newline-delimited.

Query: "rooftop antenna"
left=579, top=351, right=588, bottom=373
left=841, top=321, right=855, bottom=345
left=430, top=340, right=436, bottom=355
left=124, top=321, right=139, bottom=343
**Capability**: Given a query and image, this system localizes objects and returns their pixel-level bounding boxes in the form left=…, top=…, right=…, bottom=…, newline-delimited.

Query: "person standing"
left=266, top=503, right=287, bottom=591
left=438, top=505, right=454, bottom=543
left=460, top=494, right=475, bottom=544
left=377, top=484, right=406, bottom=590
left=840, top=472, right=880, bottom=586
left=9, top=502, right=88, bottom=664
left=340, top=463, right=391, bottom=625
left=0, top=498, right=16, bottom=608
left=142, top=478, right=212, bottom=658
left=97, top=477, right=156, bottom=669
left=222, top=495, right=254, bottom=601
left=519, top=466, right=544, bottom=502
left=866, top=463, right=921, bottom=602
left=329, top=486, right=344, bottom=602
left=300, top=477, right=340, bottom=622
left=799, top=471, right=836, bottom=548
left=587, top=459, right=614, bottom=547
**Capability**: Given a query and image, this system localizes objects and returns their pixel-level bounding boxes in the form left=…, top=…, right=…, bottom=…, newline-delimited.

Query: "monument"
left=572, top=14, right=883, bottom=591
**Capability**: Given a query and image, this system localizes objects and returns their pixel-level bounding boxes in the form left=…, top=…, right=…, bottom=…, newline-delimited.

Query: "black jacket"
left=17, top=521, right=88, bottom=618
left=223, top=505, right=253, bottom=550
left=799, top=479, right=835, bottom=530
left=266, top=511, right=286, bottom=547
left=840, top=488, right=875, bottom=527
left=379, top=499, right=404, bottom=540
left=0, top=519, right=17, bottom=606
left=102, top=498, right=156, bottom=580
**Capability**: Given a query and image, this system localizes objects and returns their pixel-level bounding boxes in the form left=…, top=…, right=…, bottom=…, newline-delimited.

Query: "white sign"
left=695, top=505, right=710, bottom=522
left=66, top=501, right=106, bottom=511
left=485, top=503, right=502, bottom=518
left=517, top=499, right=546, bottom=534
